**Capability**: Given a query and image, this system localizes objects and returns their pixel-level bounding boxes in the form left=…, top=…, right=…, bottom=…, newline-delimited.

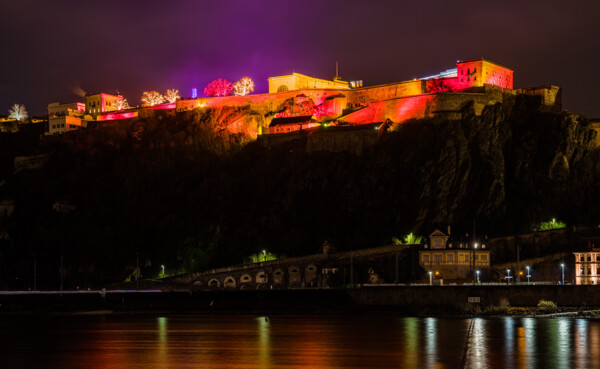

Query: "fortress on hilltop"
left=47, top=58, right=562, bottom=145
left=175, top=57, right=561, bottom=135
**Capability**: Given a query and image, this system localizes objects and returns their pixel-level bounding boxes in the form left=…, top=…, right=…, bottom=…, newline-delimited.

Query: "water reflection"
left=523, top=318, right=536, bottom=368
left=424, top=317, right=437, bottom=368
left=504, top=317, right=515, bottom=368
left=469, top=318, right=487, bottom=369
left=1, top=315, right=600, bottom=368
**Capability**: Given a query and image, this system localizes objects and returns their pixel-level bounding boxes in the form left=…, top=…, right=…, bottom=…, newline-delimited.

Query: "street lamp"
left=526, top=266, right=530, bottom=285
left=429, top=271, right=433, bottom=286
left=561, top=263, right=565, bottom=285
left=507, top=269, right=511, bottom=284
left=476, top=270, right=480, bottom=283
left=161, top=264, right=165, bottom=278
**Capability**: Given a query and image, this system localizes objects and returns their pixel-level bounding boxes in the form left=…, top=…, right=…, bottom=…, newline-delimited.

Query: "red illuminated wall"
left=96, top=111, right=138, bottom=121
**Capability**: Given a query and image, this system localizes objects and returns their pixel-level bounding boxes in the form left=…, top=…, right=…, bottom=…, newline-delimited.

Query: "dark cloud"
left=1, top=0, right=599, bottom=116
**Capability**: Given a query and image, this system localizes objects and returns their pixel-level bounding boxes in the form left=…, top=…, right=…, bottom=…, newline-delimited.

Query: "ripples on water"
left=1, top=315, right=599, bottom=368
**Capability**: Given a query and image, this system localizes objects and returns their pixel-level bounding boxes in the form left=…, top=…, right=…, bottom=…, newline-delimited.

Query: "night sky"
left=1, top=0, right=599, bottom=117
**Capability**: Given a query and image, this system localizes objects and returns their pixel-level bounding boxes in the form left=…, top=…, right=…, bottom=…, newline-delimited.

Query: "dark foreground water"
left=1, top=315, right=599, bottom=369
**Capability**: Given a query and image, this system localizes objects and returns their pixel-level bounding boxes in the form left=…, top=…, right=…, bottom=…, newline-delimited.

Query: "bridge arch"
left=240, top=274, right=252, bottom=284
left=256, top=271, right=268, bottom=284
left=224, top=276, right=236, bottom=289
left=305, top=264, right=317, bottom=285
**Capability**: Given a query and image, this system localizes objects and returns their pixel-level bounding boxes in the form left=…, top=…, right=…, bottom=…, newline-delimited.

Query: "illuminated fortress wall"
left=172, top=58, right=560, bottom=136
left=456, top=58, right=513, bottom=89
left=346, top=80, right=424, bottom=106
left=268, top=72, right=350, bottom=93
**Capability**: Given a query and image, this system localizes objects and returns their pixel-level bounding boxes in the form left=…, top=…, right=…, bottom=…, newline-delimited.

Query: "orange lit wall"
left=346, top=80, right=423, bottom=106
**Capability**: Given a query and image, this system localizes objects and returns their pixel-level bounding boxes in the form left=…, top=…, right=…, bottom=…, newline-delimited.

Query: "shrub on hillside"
left=537, top=299, right=558, bottom=312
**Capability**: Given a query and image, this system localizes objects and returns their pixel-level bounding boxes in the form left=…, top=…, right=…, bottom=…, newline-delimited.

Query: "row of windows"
left=51, top=123, right=80, bottom=130
left=424, top=243, right=487, bottom=249
left=422, top=254, right=488, bottom=263
left=461, top=68, right=477, bottom=75
left=578, top=255, right=600, bottom=262
left=88, top=101, right=114, bottom=107
left=580, top=268, right=598, bottom=275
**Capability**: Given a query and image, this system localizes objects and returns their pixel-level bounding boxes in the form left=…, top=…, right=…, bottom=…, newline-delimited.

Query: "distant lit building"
left=47, top=102, right=86, bottom=135
left=85, top=93, right=123, bottom=118
left=574, top=238, right=600, bottom=285
left=419, top=229, right=491, bottom=280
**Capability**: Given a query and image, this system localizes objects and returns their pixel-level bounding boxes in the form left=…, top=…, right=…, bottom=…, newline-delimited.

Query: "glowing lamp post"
left=429, top=271, right=433, bottom=286
left=526, top=266, right=531, bottom=285
left=476, top=270, right=480, bottom=283
left=161, top=265, right=165, bottom=278
left=506, top=269, right=511, bottom=285
left=561, top=263, right=565, bottom=285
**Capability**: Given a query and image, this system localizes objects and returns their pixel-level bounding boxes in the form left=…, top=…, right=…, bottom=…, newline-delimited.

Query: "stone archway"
left=240, top=274, right=252, bottom=284
left=224, top=276, right=236, bottom=289
left=208, top=279, right=220, bottom=288
left=289, top=266, right=301, bottom=286
left=305, top=264, right=317, bottom=285
left=256, top=271, right=268, bottom=284
left=273, top=268, right=284, bottom=284
left=277, top=85, right=289, bottom=92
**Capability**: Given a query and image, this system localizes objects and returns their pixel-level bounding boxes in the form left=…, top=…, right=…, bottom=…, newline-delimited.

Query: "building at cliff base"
left=419, top=229, right=491, bottom=281
left=574, top=238, right=600, bottom=285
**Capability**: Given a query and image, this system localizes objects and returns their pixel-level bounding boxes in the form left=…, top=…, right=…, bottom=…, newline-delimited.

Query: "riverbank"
left=3, top=286, right=600, bottom=316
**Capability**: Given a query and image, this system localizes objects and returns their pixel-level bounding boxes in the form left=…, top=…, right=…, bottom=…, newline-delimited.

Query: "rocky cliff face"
left=0, top=101, right=598, bottom=287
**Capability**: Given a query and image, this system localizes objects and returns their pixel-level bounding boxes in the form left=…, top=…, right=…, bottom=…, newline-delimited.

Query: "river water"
left=1, top=315, right=599, bottom=368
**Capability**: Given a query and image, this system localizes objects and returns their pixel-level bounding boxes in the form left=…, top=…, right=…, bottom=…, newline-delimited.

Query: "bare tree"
left=8, top=104, right=28, bottom=121
left=114, top=98, right=130, bottom=111
left=233, top=77, right=255, bottom=96
left=164, top=89, right=180, bottom=103
left=141, top=91, right=165, bottom=106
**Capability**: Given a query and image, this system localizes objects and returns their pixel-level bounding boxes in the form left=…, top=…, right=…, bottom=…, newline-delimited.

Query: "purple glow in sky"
left=1, top=0, right=599, bottom=116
